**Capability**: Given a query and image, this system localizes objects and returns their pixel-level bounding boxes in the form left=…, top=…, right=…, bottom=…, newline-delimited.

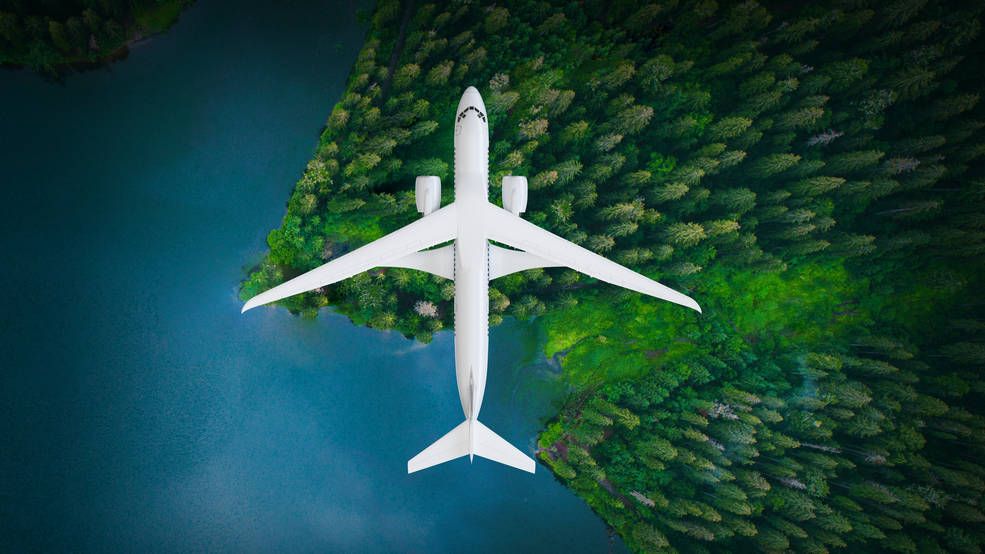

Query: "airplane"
left=242, top=86, right=702, bottom=474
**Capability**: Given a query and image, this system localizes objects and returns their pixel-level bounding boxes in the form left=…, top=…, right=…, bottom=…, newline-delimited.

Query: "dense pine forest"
left=242, top=0, right=985, bottom=551
left=0, top=0, right=191, bottom=71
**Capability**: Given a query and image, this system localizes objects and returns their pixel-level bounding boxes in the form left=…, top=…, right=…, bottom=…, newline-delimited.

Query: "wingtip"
left=241, top=298, right=259, bottom=313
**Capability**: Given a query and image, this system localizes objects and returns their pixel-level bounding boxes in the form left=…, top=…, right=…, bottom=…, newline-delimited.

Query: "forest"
left=0, top=0, right=191, bottom=71
left=242, top=0, right=985, bottom=552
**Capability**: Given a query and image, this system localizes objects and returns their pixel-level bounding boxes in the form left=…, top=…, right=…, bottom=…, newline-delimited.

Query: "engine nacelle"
left=415, top=176, right=441, bottom=216
left=502, top=176, right=528, bottom=216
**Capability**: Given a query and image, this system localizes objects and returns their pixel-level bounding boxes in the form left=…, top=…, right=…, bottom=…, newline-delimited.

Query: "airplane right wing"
left=243, top=203, right=459, bottom=312
left=488, top=244, right=561, bottom=279
left=483, top=204, right=701, bottom=313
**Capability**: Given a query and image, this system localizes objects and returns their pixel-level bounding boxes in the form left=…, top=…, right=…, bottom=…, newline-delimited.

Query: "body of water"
left=0, top=1, right=620, bottom=551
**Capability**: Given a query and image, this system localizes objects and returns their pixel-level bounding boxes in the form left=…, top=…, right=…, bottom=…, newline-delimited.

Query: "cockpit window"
left=456, top=105, right=486, bottom=123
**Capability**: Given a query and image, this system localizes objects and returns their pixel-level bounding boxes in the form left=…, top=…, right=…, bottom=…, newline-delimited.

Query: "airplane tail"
left=407, top=419, right=536, bottom=474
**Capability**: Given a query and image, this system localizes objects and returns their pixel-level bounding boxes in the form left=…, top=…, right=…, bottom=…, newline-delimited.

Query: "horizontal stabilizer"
left=408, top=420, right=469, bottom=473
left=407, top=420, right=536, bottom=474
left=473, top=420, right=536, bottom=473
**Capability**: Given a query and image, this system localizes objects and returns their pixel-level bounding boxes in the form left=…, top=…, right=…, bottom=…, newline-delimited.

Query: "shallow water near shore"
left=0, top=0, right=623, bottom=551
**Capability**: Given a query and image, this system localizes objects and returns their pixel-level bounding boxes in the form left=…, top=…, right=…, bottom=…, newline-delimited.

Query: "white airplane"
left=243, top=86, right=701, bottom=474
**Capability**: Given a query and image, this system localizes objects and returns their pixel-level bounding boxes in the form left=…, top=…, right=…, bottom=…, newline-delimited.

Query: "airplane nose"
left=459, top=86, right=486, bottom=115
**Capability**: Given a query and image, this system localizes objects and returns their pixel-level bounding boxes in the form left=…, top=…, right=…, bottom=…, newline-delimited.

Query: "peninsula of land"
left=245, top=1, right=985, bottom=552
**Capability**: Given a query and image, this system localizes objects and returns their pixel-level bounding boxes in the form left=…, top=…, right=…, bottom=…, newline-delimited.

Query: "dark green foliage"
left=243, top=0, right=985, bottom=551
left=0, top=0, right=192, bottom=72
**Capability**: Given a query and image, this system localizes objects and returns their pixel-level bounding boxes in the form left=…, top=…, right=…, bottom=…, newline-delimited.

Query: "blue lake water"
left=0, top=1, right=622, bottom=551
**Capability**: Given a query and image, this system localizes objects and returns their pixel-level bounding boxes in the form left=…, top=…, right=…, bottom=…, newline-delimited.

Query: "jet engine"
left=415, top=176, right=441, bottom=216
left=502, top=176, right=528, bottom=216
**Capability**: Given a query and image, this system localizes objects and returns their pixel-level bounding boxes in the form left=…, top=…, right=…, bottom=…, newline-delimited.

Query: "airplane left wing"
left=243, top=203, right=459, bottom=312
left=483, top=204, right=701, bottom=313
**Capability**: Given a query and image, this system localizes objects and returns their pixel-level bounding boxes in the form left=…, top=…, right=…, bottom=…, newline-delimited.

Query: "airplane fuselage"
left=242, top=86, right=701, bottom=474
left=452, top=88, right=490, bottom=423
